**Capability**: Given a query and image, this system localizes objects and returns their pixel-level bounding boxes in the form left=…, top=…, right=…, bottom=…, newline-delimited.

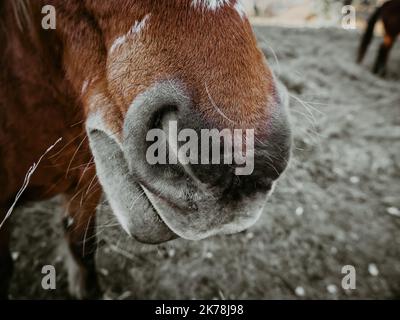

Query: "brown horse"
left=0, top=0, right=291, bottom=299
left=357, top=0, right=400, bottom=75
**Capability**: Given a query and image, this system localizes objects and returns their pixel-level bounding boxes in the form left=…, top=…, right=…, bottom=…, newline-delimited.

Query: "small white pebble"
left=246, top=232, right=254, bottom=240
left=387, top=207, right=400, bottom=217
left=117, top=291, right=131, bottom=300
left=295, top=286, right=305, bottom=297
left=11, top=252, right=20, bottom=261
left=333, top=167, right=345, bottom=177
left=295, top=207, right=304, bottom=216
left=205, top=252, right=213, bottom=259
left=168, top=249, right=176, bottom=258
left=330, top=247, right=338, bottom=255
left=99, top=268, right=109, bottom=276
left=327, top=284, right=338, bottom=294
left=368, top=263, right=379, bottom=276
left=350, top=232, right=359, bottom=241
left=350, top=176, right=360, bottom=184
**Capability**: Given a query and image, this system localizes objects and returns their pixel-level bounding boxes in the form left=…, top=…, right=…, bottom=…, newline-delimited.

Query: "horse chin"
left=86, top=116, right=178, bottom=244
left=140, top=182, right=269, bottom=241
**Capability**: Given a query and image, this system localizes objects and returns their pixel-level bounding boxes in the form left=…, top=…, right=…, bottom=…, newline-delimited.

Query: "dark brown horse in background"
left=357, top=0, right=400, bottom=75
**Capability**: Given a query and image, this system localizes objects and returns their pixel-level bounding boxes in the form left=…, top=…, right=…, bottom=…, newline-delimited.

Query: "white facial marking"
left=131, top=14, right=150, bottom=34
left=81, top=79, right=89, bottom=95
left=234, top=1, right=246, bottom=19
left=191, top=0, right=231, bottom=10
left=110, top=35, right=127, bottom=54
left=109, top=14, right=151, bottom=54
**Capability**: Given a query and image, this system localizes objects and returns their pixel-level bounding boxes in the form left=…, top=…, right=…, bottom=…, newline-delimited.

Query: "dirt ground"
left=8, top=26, right=400, bottom=299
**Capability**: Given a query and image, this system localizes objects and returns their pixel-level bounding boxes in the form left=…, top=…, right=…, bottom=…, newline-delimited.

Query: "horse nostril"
left=123, top=79, right=291, bottom=200
left=123, top=81, right=198, bottom=191
left=150, top=105, right=178, bottom=130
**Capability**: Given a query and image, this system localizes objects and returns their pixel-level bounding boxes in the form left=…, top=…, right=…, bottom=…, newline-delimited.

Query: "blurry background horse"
left=357, top=0, right=400, bottom=75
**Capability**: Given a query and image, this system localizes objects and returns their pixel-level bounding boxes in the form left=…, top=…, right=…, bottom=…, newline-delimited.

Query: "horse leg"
left=62, top=179, right=102, bottom=299
left=373, top=34, right=395, bottom=76
left=0, top=217, right=13, bottom=300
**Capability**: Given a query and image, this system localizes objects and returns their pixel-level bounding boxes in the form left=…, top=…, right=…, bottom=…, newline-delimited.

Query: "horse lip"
left=138, top=179, right=196, bottom=211
left=138, top=183, right=205, bottom=240
left=138, top=183, right=190, bottom=226
left=120, top=174, right=180, bottom=244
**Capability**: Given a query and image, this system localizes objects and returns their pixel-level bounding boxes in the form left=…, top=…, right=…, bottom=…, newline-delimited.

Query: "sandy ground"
left=8, top=26, right=400, bottom=299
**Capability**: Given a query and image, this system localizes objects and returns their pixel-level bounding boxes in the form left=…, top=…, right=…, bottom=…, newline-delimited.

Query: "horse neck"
left=0, top=1, right=87, bottom=187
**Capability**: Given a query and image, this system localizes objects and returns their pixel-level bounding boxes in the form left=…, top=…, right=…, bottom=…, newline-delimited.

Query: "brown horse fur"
left=0, top=0, right=291, bottom=299
left=357, top=0, right=400, bottom=75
